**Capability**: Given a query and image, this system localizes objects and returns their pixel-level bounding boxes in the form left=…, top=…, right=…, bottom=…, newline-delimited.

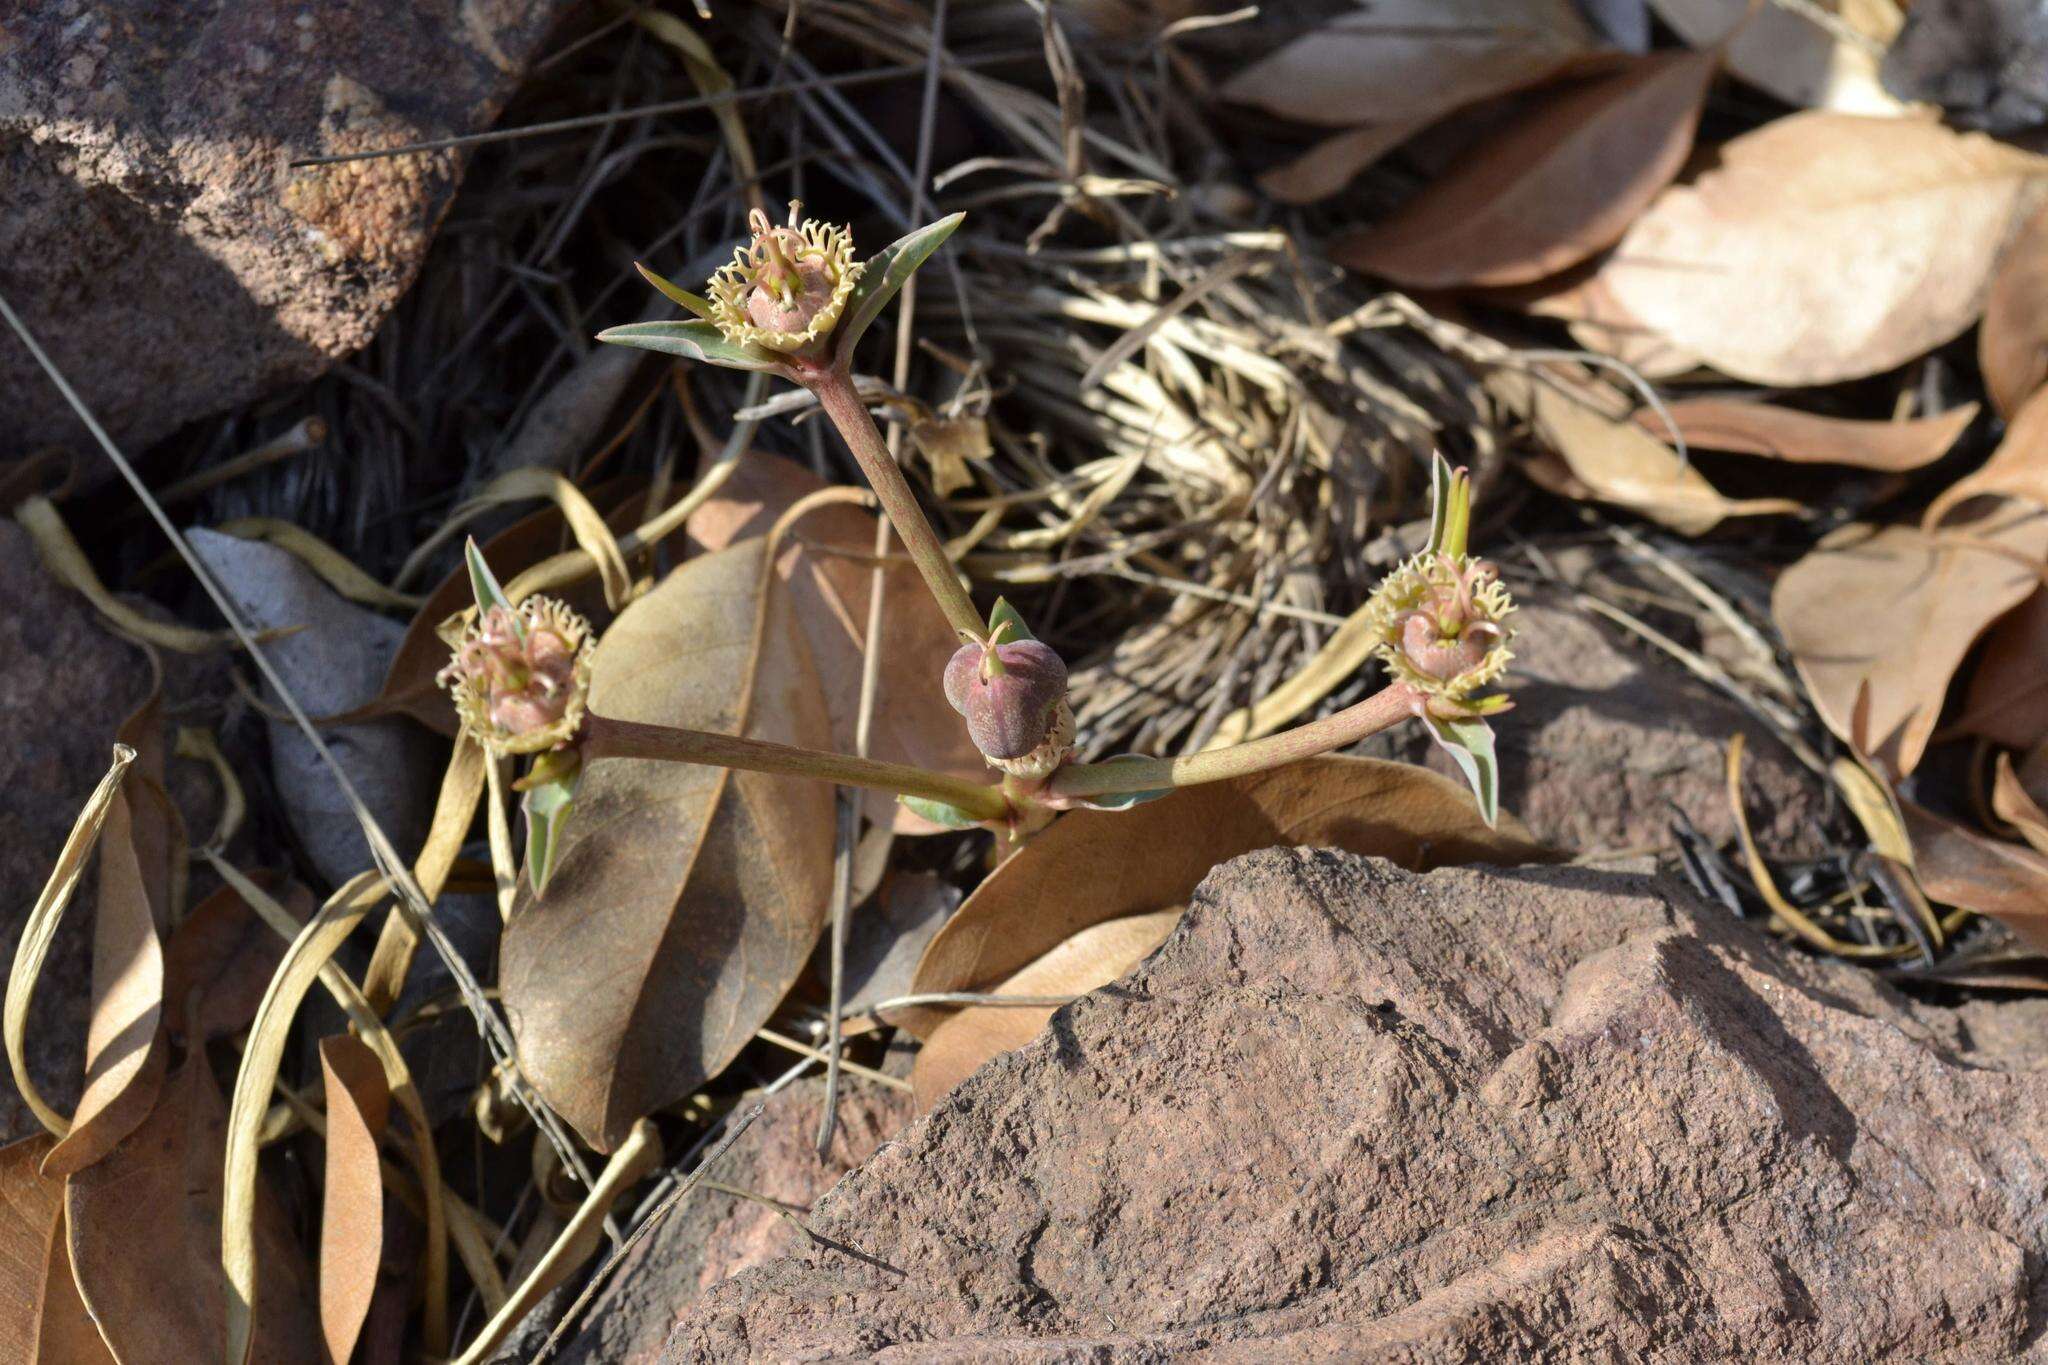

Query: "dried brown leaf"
left=687, top=452, right=990, bottom=833
left=1773, top=505, right=2048, bottom=777
left=1605, top=112, right=2048, bottom=386
left=1954, top=588, right=2048, bottom=750
left=1983, top=202, right=2048, bottom=419
left=1220, top=0, right=1593, bottom=127
left=318, top=1035, right=388, bottom=1365
left=1927, top=387, right=2048, bottom=526
left=1902, top=800, right=2048, bottom=950
left=912, top=908, right=1184, bottom=1110
left=67, top=1054, right=319, bottom=1363
left=1633, top=398, right=1978, bottom=470
left=1994, top=752, right=2048, bottom=856
left=900, top=755, right=1548, bottom=1040
left=1488, top=367, right=1801, bottom=534
left=1510, top=261, right=1703, bottom=378
left=500, top=540, right=836, bottom=1151
left=1333, top=50, right=1717, bottom=288
left=160, top=874, right=298, bottom=1044
left=0, top=1133, right=113, bottom=1362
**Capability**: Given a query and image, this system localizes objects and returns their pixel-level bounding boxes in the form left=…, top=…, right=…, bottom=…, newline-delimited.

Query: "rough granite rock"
left=555, top=1076, right=914, bottom=1364
left=669, top=847, right=2048, bottom=1362
left=0, top=0, right=573, bottom=456
left=0, top=522, right=149, bottom=1142
left=1361, top=590, right=1822, bottom=855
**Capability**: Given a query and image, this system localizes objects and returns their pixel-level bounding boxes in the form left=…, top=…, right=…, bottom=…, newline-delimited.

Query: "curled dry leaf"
left=1902, top=800, right=2048, bottom=951
left=1604, top=112, right=2048, bottom=386
left=1773, top=503, right=2048, bottom=777
left=1632, top=398, right=1979, bottom=470
left=67, top=1054, right=319, bottom=1363
left=1993, top=752, right=2048, bottom=856
left=687, top=451, right=990, bottom=833
left=912, top=908, right=1184, bottom=1111
left=39, top=784, right=165, bottom=1179
left=1926, top=386, right=2048, bottom=526
left=160, top=874, right=298, bottom=1044
left=318, top=1035, right=389, bottom=1365
left=1487, top=367, right=1800, bottom=534
left=1333, top=50, right=1718, bottom=288
left=500, top=539, right=836, bottom=1152
left=1954, top=587, right=2048, bottom=750
left=1219, top=0, right=1593, bottom=128
left=898, top=755, right=1547, bottom=1043
left=1650, top=0, right=1905, bottom=114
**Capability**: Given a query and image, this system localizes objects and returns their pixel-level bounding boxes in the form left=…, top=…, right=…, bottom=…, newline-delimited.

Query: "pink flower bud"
left=438, top=598, right=593, bottom=755
left=943, top=637, right=1068, bottom=760
left=707, top=202, right=861, bottom=356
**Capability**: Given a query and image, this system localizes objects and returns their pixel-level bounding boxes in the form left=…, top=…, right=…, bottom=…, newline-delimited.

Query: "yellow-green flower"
left=437, top=596, right=594, bottom=755
left=706, top=201, right=861, bottom=355
left=1364, top=550, right=1515, bottom=703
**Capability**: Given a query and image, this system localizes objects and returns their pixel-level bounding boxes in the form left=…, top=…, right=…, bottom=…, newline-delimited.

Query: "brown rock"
left=669, top=847, right=2048, bottom=1362
left=557, top=1076, right=913, bottom=1364
left=1363, top=591, right=1822, bottom=854
left=0, top=522, right=150, bottom=1143
left=0, top=0, right=573, bottom=456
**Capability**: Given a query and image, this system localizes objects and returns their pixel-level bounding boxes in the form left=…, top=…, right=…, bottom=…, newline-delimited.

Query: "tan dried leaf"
left=899, top=756, right=1547, bottom=1042
left=687, top=452, right=990, bottom=833
left=1993, top=752, right=2048, bottom=856
left=1633, top=398, right=1978, bottom=470
left=1219, top=0, right=1593, bottom=127
left=1333, top=50, right=1717, bottom=288
left=1773, top=504, right=2048, bottom=777
left=500, top=539, right=836, bottom=1151
left=317, top=1035, right=389, bottom=1365
left=1982, top=203, right=2048, bottom=419
left=1927, top=387, right=2048, bottom=526
left=68, top=1055, right=319, bottom=1362
left=1902, top=800, right=2048, bottom=951
left=1260, top=121, right=1431, bottom=205
left=1954, top=588, right=2048, bottom=750
left=1488, top=367, right=1800, bottom=534
left=1605, top=112, right=2048, bottom=386
left=160, top=874, right=298, bottom=1044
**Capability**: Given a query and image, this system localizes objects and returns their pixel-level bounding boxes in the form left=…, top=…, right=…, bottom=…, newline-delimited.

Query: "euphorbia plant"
left=440, top=203, right=1517, bottom=891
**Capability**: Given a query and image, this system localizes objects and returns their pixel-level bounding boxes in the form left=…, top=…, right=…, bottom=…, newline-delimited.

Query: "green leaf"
left=596, top=320, right=788, bottom=373
left=832, top=213, right=966, bottom=366
left=465, top=538, right=521, bottom=639
left=1070, top=756, right=1173, bottom=811
left=985, top=596, right=1038, bottom=644
left=633, top=261, right=716, bottom=320
left=899, top=794, right=990, bottom=830
left=1422, top=712, right=1500, bottom=828
left=1425, top=452, right=1454, bottom=554
left=521, top=771, right=579, bottom=899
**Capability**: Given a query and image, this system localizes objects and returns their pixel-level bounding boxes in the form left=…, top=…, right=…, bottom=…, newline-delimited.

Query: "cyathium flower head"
left=706, top=201, right=861, bottom=356
left=438, top=596, right=594, bottom=755
left=1363, top=460, right=1514, bottom=711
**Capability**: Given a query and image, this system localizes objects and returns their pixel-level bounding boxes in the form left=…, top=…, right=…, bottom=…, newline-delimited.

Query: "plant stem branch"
left=804, top=366, right=984, bottom=639
left=1048, top=683, right=1424, bottom=799
left=583, top=713, right=1007, bottom=820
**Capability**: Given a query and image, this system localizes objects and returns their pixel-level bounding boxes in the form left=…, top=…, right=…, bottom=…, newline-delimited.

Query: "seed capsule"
left=943, top=637, right=1069, bottom=760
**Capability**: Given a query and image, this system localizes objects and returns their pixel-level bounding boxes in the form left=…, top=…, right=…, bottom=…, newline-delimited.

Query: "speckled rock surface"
left=0, top=0, right=574, bottom=456
left=666, top=847, right=2048, bottom=1362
